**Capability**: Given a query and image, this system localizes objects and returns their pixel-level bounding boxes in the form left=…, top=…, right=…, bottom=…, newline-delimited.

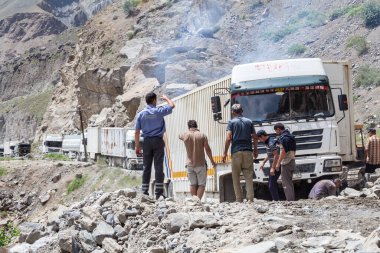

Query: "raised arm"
left=162, top=95, right=175, bottom=108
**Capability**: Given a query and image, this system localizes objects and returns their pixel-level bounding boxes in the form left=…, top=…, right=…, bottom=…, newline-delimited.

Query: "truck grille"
left=257, top=129, right=323, bottom=154
left=293, top=129, right=323, bottom=150
left=262, top=163, right=316, bottom=177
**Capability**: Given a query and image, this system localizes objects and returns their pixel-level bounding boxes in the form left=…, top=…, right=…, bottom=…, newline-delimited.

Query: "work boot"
left=156, top=194, right=166, bottom=200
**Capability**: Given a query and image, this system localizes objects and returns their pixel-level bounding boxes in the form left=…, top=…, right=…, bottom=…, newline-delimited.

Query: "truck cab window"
left=232, top=85, right=335, bottom=122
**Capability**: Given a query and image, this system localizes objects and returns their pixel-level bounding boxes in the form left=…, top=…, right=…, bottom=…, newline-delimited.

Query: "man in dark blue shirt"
left=257, top=130, right=280, bottom=201
left=222, top=104, right=258, bottom=202
left=273, top=123, right=296, bottom=201
left=135, top=92, right=175, bottom=199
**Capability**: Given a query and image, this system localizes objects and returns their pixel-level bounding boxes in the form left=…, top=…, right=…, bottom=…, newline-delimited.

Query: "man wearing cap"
left=135, top=92, right=175, bottom=200
left=222, top=104, right=258, bottom=202
left=257, top=130, right=281, bottom=201
left=273, top=123, right=296, bottom=201
left=309, top=179, right=341, bottom=200
left=179, top=120, right=216, bottom=200
left=365, top=128, right=380, bottom=174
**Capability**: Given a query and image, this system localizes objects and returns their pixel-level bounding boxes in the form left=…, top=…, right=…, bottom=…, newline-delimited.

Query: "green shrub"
left=123, top=0, right=142, bottom=16
left=0, top=167, right=7, bottom=177
left=346, top=36, right=368, bottom=55
left=288, top=43, right=307, bottom=55
left=0, top=222, right=20, bottom=247
left=329, top=8, right=346, bottom=21
left=355, top=65, right=380, bottom=87
left=67, top=176, right=86, bottom=194
left=251, top=0, right=263, bottom=9
left=267, top=10, right=326, bottom=42
left=43, top=153, right=70, bottom=161
left=126, top=30, right=135, bottom=40
left=362, top=0, right=380, bottom=28
left=347, top=5, right=364, bottom=17
left=329, top=5, right=363, bottom=21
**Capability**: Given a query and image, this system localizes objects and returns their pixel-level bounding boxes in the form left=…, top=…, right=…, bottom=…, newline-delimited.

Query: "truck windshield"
left=231, top=85, right=335, bottom=122
left=45, top=141, right=62, bottom=148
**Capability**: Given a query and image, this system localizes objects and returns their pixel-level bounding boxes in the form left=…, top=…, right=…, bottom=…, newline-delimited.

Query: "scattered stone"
left=92, top=221, right=115, bottom=245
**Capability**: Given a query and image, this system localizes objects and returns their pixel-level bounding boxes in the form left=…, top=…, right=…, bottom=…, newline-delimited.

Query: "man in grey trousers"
left=273, top=123, right=296, bottom=201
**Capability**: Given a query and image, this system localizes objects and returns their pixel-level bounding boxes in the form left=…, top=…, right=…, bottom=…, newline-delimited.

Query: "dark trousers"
left=281, top=159, right=295, bottom=201
left=365, top=163, right=379, bottom=174
left=268, top=168, right=281, bottom=201
left=142, top=137, right=165, bottom=196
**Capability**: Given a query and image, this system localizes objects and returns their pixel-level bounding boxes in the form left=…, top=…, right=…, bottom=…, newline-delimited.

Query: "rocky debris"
left=5, top=182, right=380, bottom=253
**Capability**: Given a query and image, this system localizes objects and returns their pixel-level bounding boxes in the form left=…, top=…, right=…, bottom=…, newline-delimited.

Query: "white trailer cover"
left=86, top=127, right=101, bottom=159
left=163, top=76, right=231, bottom=193
left=101, top=128, right=126, bottom=157
left=62, top=135, right=81, bottom=152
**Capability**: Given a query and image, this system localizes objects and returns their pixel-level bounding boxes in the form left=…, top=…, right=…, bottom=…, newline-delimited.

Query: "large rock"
left=58, top=229, right=79, bottom=253
left=92, top=221, right=115, bottom=245
left=102, top=237, right=123, bottom=253
left=189, top=212, right=220, bottom=229
left=363, top=226, right=380, bottom=251
left=219, top=241, right=278, bottom=253
left=166, top=213, right=190, bottom=234
left=18, top=222, right=45, bottom=243
left=340, top=188, right=365, bottom=198
left=29, top=235, right=57, bottom=253
left=119, top=38, right=150, bottom=60
left=302, top=236, right=333, bottom=247
left=9, top=243, right=31, bottom=253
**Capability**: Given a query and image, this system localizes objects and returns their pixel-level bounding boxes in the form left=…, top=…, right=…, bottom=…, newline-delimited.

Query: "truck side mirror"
left=211, top=96, right=221, bottom=113
left=211, top=96, right=222, bottom=121
left=338, top=94, right=348, bottom=111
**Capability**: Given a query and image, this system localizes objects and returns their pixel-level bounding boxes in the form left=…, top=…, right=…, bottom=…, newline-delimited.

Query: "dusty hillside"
left=2, top=0, right=380, bottom=144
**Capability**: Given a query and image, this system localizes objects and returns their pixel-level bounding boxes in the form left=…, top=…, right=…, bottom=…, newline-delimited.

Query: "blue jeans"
left=268, top=168, right=281, bottom=201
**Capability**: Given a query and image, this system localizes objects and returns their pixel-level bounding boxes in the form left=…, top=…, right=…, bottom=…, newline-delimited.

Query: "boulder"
left=92, top=221, right=115, bottom=245
left=58, top=229, right=79, bottom=253
left=189, top=212, right=220, bottom=229
left=219, top=241, right=278, bottom=253
left=166, top=213, right=190, bottom=234
left=102, top=237, right=123, bottom=253
left=363, top=226, right=380, bottom=251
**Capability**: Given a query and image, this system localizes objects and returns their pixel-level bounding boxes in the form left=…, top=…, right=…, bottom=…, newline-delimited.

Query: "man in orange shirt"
left=179, top=120, right=216, bottom=199
left=365, top=128, right=380, bottom=174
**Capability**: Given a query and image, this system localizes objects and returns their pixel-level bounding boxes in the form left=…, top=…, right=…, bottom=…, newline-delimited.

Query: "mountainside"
left=0, top=0, right=380, bottom=143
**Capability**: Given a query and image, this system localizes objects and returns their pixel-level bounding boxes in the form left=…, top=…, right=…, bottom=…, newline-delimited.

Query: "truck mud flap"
left=219, top=173, right=236, bottom=202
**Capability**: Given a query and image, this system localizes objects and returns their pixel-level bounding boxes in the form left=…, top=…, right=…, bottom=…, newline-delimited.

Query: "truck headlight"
left=323, top=159, right=342, bottom=172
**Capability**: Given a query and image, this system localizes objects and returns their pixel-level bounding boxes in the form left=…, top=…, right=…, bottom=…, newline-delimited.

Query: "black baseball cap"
left=256, top=130, right=267, bottom=137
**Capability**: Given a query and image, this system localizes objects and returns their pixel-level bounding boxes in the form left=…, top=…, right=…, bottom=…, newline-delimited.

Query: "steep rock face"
left=0, top=13, right=67, bottom=42
left=77, top=66, right=130, bottom=124
left=38, top=0, right=115, bottom=27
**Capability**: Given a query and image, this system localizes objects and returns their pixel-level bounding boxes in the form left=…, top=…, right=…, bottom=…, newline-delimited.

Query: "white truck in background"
left=42, top=134, right=63, bottom=154
left=75, top=127, right=143, bottom=170
left=163, top=59, right=361, bottom=202
left=62, top=134, right=82, bottom=159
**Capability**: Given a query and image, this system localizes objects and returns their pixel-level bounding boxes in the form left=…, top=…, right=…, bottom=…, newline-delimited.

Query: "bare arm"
left=260, top=155, right=269, bottom=170
left=135, top=130, right=141, bottom=154
left=204, top=141, right=216, bottom=167
left=275, top=146, right=286, bottom=169
left=162, top=95, right=175, bottom=108
left=222, top=131, right=232, bottom=163
left=252, top=133, right=258, bottom=158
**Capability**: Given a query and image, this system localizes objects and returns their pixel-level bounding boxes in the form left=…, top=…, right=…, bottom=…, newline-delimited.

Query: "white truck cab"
left=42, top=134, right=63, bottom=154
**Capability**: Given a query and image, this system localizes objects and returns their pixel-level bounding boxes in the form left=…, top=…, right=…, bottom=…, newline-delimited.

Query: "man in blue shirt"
left=135, top=92, right=175, bottom=199
left=222, top=104, right=258, bottom=202
left=257, top=130, right=281, bottom=201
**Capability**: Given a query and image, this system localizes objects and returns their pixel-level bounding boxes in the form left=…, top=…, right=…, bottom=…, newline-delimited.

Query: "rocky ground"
left=1, top=160, right=380, bottom=253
